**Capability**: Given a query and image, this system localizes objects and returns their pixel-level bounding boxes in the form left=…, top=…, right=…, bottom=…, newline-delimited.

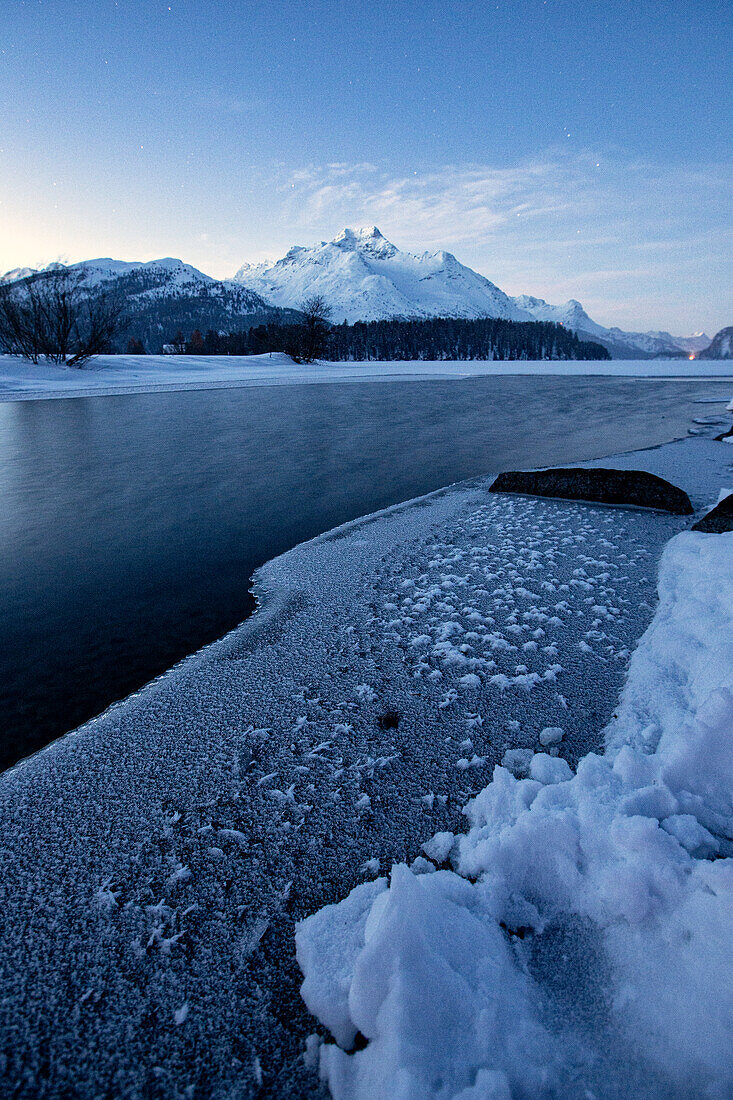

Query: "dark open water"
left=1, top=374, right=730, bottom=769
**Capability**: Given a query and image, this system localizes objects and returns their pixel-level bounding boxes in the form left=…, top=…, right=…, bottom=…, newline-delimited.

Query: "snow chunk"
left=528, top=753, right=573, bottom=784
left=311, top=866, right=554, bottom=1097
left=296, top=878, right=387, bottom=1050
left=421, top=831, right=455, bottom=865
left=661, top=814, right=720, bottom=858
left=621, top=783, right=677, bottom=820
left=409, top=856, right=436, bottom=875
left=538, top=726, right=564, bottom=746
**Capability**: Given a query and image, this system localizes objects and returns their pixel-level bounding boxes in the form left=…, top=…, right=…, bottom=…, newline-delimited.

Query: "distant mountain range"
left=509, top=294, right=710, bottom=360
left=0, top=257, right=300, bottom=351
left=2, top=228, right=718, bottom=359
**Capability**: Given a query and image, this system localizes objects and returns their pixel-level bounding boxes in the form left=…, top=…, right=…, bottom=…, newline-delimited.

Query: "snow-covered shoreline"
left=300, top=529, right=733, bottom=1099
left=0, top=410, right=732, bottom=1096
left=1, top=352, right=732, bottom=402
left=296, top=440, right=733, bottom=1099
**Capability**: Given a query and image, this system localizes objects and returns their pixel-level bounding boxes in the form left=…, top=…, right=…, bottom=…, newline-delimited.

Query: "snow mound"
left=297, top=532, right=733, bottom=1099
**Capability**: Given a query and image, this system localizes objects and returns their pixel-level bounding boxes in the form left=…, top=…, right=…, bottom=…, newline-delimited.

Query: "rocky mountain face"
left=697, top=327, right=733, bottom=359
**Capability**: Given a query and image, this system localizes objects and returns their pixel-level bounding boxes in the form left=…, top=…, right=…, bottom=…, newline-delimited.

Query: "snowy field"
left=0, top=421, right=732, bottom=1095
left=1, top=352, right=732, bottom=401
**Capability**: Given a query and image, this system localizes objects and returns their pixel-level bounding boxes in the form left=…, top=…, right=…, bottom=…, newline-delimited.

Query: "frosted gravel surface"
left=300, top=439, right=733, bottom=1099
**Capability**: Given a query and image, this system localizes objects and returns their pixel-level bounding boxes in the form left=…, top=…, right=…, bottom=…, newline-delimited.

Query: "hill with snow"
left=0, top=266, right=38, bottom=285
left=2, top=258, right=300, bottom=353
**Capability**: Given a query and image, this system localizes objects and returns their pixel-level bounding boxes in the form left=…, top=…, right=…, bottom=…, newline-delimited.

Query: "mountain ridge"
left=0, top=256, right=301, bottom=352
left=2, top=231, right=714, bottom=358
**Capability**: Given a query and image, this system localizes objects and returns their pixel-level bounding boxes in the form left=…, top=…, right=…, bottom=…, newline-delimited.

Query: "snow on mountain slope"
left=512, top=295, right=710, bottom=359
left=511, top=295, right=607, bottom=337
left=4, top=256, right=260, bottom=303
left=675, top=332, right=712, bottom=354
left=52, top=257, right=276, bottom=314
left=698, top=327, right=733, bottom=359
left=0, top=266, right=39, bottom=284
left=69, top=256, right=220, bottom=292
left=233, top=227, right=533, bottom=324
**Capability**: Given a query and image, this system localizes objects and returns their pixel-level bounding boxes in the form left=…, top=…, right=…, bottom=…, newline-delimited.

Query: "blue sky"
left=1, top=0, right=731, bottom=333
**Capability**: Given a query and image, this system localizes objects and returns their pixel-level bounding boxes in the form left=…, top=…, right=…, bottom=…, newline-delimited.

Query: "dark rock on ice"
left=489, top=468, right=693, bottom=515
left=377, top=711, right=401, bottom=730
left=692, top=495, right=733, bottom=533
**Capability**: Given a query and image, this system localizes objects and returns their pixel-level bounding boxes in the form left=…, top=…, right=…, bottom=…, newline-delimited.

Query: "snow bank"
left=297, top=532, right=733, bottom=1099
left=1, top=353, right=732, bottom=401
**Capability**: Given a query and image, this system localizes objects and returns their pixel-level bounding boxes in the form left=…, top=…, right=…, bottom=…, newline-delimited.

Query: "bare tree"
left=287, top=293, right=332, bottom=363
left=0, top=267, right=125, bottom=367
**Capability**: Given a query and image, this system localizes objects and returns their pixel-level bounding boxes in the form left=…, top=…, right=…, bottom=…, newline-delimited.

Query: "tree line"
left=175, top=315, right=610, bottom=361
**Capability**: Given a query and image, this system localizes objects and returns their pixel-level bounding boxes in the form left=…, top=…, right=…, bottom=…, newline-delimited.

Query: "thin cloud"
left=280, top=154, right=730, bottom=252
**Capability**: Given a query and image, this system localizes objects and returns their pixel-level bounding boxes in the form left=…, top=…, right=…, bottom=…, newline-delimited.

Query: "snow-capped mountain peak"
left=0, top=266, right=38, bottom=285
left=331, top=225, right=399, bottom=259
left=232, top=227, right=531, bottom=323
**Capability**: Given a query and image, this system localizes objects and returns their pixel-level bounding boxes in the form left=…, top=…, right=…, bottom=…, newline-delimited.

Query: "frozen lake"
left=1, top=373, right=731, bottom=769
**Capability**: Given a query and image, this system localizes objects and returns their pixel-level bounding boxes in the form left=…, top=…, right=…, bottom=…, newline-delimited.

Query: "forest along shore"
left=0, top=424, right=731, bottom=1097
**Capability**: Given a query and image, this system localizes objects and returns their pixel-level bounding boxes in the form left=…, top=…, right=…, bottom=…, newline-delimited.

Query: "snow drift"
left=297, top=531, right=733, bottom=1099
